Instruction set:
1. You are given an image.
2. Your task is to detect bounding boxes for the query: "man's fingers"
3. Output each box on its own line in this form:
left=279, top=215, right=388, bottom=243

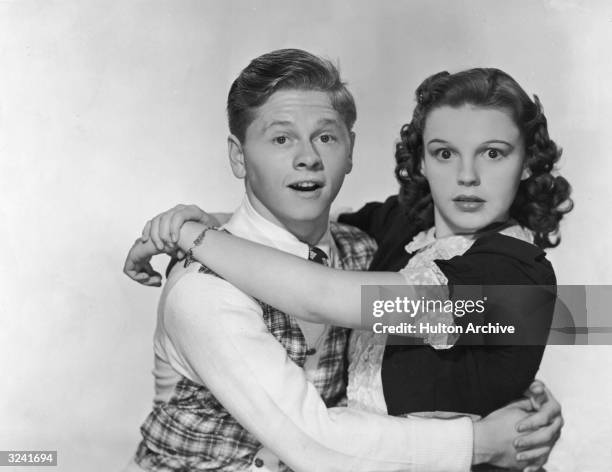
left=523, top=463, right=547, bottom=472
left=512, top=398, right=534, bottom=414
left=516, top=445, right=550, bottom=463
left=515, top=415, right=563, bottom=450
left=517, top=399, right=561, bottom=432
left=527, top=379, right=545, bottom=396
left=523, top=380, right=547, bottom=411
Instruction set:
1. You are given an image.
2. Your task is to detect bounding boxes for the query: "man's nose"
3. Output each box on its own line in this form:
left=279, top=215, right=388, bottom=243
left=457, top=159, right=480, bottom=186
left=294, top=141, right=323, bottom=170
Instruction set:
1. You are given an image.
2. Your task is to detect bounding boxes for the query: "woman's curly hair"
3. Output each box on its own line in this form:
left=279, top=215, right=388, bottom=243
left=395, top=68, right=573, bottom=248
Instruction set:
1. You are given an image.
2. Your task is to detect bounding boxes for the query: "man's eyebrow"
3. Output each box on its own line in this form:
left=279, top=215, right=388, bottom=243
left=316, top=118, right=342, bottom=127
left=263, top=120, right=294, bottom=131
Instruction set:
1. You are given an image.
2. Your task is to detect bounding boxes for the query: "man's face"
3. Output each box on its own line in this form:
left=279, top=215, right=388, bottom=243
left=230, top=89, right=354, bottom=233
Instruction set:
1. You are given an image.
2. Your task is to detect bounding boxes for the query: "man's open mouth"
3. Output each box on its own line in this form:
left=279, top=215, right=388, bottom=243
left=288, top=181, right=323, bottom=192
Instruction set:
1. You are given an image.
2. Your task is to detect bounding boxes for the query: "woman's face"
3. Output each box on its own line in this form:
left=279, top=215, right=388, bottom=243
left=421, top=104, right=528, bottom=238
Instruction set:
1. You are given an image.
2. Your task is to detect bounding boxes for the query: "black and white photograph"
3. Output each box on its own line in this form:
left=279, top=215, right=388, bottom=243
left=1, top=1, right=611, bottom=471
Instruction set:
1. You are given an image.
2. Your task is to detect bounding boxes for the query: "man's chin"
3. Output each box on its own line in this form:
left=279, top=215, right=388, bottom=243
left=281, top=206, right=331, bottom=226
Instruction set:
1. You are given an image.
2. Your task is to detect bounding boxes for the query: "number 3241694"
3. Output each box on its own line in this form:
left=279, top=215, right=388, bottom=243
left=8, top=452, right=56, bottom=464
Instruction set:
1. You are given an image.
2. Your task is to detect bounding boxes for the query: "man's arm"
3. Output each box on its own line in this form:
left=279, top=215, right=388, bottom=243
left=164, top=268, right=475, bottom=472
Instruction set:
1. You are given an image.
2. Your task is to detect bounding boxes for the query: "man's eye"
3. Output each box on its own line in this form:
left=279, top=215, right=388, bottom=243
left=274, top=136, right=288, bottom=145
left=319, top=134, right=336, bottom=143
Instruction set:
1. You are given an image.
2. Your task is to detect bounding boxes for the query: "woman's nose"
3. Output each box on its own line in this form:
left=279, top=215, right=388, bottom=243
left=457, top=159, right=480, bottom=186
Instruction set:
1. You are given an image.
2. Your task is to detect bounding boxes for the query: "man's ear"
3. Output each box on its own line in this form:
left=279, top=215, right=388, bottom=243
left=228, top=134, right=246, bottom=179
left=346, top=131, right=355, bottom=175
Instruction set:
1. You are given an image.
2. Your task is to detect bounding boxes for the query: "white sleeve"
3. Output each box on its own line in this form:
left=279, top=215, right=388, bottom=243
left=163, top=271, right=473, bottom=472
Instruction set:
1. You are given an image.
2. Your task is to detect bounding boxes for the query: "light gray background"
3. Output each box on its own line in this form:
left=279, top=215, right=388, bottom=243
left=1, top=1, right=611, bottom=470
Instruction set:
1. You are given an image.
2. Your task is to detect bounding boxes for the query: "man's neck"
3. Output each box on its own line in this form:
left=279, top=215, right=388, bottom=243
left=282, top=219, right=328, bottom=247
left=244, top=194, right=330, bottom=246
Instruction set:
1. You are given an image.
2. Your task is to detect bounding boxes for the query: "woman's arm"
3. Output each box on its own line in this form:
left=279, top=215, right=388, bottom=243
left=177, top=222, right=419, bottom=329
left=385, top=234, right=556, bottom=417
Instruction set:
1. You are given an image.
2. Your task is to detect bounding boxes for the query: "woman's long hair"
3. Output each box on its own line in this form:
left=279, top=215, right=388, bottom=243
left=395, top=68, right=573, bottom=248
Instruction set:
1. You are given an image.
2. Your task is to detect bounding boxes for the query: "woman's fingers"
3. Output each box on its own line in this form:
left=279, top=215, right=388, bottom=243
left=141, top=220, right=152, bottom=242
left=150, top=215, right=164, bottom=251
left=158, top=210, right=174, bottom=247
left=169, top=205, right=191, bottom=242
left=169, top=205, right=209, bottom=242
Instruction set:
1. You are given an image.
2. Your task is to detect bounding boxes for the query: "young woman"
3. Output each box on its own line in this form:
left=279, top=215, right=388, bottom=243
left=131, top=68, right=572, bottom=421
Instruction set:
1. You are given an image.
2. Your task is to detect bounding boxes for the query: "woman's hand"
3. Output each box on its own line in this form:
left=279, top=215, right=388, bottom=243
left=140, top=204, right=221, bottom=253
left=123, top=237, right=165, bottom=287
left=123, top=204, right=218, bottom=286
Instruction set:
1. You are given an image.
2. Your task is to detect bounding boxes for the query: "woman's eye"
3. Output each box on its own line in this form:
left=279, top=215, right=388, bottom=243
left=274, top=136, right=288, bottom=145
left=435, top=149, right=452, bottom=159
left=487, top=148, right=502, bottom=159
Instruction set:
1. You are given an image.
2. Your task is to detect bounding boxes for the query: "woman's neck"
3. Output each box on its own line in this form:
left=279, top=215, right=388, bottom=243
left=433, top=220, right=513, bottom=239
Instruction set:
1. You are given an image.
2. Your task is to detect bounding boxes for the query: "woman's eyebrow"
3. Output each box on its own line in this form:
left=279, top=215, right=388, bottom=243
left=482, top=139, right=514, bottom=147
left=426, top=138, right=450, bottom=146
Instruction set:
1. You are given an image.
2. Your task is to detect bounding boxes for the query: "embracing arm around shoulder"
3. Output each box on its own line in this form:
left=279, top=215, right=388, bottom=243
left=177, top=222, right=408, bottom=328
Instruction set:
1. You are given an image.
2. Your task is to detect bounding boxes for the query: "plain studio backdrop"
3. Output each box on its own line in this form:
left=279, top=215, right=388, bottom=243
left=1, top=1, right=611, bottom=470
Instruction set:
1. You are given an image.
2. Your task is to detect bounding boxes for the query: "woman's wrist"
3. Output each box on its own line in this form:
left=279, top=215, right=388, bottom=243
left=178, top=221, right=210, bottom=252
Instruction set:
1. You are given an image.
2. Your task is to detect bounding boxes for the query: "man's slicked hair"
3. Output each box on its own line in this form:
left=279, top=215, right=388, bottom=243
left=227, top=49, right=356, bottom=142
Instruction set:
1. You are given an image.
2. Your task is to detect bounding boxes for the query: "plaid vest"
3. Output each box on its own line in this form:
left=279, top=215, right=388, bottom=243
left=135, top=222, right=376, bottom=471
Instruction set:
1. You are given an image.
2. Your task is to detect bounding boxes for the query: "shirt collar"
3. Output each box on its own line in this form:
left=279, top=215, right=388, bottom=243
left=405, top=226, right=475, bottom=255
left=404, top=226, right=438, bottom=254
left=223, top=195, right=333, bottom=260
left=404, top=220, right=531, bottom=255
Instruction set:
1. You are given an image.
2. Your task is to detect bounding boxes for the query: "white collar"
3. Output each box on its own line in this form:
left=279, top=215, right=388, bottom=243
left=223, top=195, right=333, bottom=260
left=404, top=221, right=534, bottom=255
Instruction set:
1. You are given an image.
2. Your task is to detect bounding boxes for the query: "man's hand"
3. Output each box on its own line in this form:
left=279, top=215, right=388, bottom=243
left=140, top=204, right=221, bottom=251
left=473, top=402, right=529, bottom=469
left=512, top=380, right=564, bottom=472
left=473, top=379, right=563, bottom=471
left=123, top=237, right=165, bottom=287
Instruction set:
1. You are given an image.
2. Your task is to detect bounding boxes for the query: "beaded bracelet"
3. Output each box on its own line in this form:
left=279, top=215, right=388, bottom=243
left=184, top=225, right=216, bottom=267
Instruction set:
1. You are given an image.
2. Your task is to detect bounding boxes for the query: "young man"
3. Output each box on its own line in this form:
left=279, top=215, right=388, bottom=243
left=123, top=49, right=561, bottom=471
